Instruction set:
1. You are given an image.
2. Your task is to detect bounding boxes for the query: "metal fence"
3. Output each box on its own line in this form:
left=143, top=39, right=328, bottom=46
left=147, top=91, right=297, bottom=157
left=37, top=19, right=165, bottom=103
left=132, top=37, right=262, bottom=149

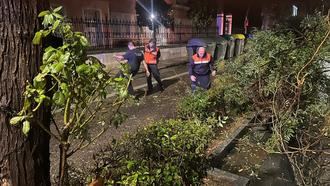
left=69, top=17, right=218, bottom=51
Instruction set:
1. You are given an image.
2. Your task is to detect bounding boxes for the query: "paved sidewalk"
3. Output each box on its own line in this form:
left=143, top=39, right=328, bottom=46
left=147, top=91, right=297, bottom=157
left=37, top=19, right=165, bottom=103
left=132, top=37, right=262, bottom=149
left=131, top=56, right=189, bottom=90
left=104, top=56, right=189, bottom=98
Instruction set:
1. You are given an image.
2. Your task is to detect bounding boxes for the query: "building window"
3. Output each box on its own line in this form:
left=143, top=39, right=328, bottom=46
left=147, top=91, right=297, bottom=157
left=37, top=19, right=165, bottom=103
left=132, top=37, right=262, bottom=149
left=292, top=5, right=298, bottom=16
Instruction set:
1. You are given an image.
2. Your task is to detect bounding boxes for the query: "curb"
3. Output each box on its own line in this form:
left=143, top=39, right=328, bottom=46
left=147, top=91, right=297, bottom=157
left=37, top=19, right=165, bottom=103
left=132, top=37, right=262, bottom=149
left=206, top=114, right=257, bottom=185
left=207, top=168, right=250, bottom=186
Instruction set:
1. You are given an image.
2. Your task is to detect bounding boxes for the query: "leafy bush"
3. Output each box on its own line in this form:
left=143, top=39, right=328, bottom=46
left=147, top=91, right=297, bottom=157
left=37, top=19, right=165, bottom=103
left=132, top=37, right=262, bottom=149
left=210, top=13, right=330, bottom=147
left=209, top=13, right=330, bottom=185
left=177, top=90, right=213, bottom=120
left=93, top=119, right=213, bottom=185
left=211, top=61, right=252, bottom=115
left=177, top=64, right=251, bottom=121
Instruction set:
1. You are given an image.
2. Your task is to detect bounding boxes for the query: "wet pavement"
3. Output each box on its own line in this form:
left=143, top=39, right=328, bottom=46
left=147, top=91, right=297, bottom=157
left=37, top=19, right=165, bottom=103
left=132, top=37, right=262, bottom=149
left=127, top=56, right=189, bottom=92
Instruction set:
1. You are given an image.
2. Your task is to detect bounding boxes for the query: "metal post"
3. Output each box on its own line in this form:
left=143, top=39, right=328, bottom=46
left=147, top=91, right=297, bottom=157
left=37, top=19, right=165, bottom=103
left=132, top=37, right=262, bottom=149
left=151, top=0, right=156, bottom=41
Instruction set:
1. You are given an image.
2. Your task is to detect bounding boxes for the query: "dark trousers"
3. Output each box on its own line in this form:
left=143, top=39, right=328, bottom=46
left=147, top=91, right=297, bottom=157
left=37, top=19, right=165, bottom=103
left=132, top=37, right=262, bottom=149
left=191, top=74, right=211, bottom=91
left=116, top=70, right=137, bottom=95
left=146, top=64, right=163, bottom=91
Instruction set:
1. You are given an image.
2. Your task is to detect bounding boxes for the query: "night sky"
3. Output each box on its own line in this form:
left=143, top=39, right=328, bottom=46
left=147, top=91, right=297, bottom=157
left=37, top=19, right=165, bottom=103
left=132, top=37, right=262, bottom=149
left=223, top=0, right=263, bottom=28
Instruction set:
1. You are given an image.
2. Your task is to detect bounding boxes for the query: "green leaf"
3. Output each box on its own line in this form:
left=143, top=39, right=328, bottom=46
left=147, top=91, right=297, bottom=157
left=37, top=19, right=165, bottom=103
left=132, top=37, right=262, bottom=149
left=33, top=73, right=45, bottom=82
left=53, top=13, right=64, bottom=19
left=79, top=36, right=88, bottom=46
left=53, top=6, right=62, bottom=13
left=170, top=135, right=177, bottom=141
left=114, top=77, right=123, bottom=82
left=22, top=120, right=31, bottom=135
left=52, top=20, right=60, bottom=30
left=32, top=32, right=42, bottom=45
left=61, top=44, right=70, bottom=49
left=75, top=32, right=83, bottom=36
left=53, top=92, right=66, bottom=105
left=10, top=116, right=25, bottom=125
left=59, top=52, right=70, bottom=64
left=127, top=161, right=135, bottom=170
left=22, top=99, right=31, bottom=112
left=37, top=95, right=47, bottom=103
left=43, top=14, right=54, bottom=26
left=45, top=46, right=56, bottom=52
left=42, top=30, right=51, bottom=37
left=47, top=51, right=60, bottom=63
left=60, top=83, right=68, bottom=91
left=41, top=65, right=50, bottom=73
left=76, top=64, right=90, bottom=74
left=38, top=10, right=50, bottom=17
left=97, top=73, right=104, bottom=79
left=43, top=47, right=56, bottom=63
left=33, top=74, right=46, bottom=89
left=119, top=89, right=128, bottom=98
left=51, top=62, right=64, bottom=73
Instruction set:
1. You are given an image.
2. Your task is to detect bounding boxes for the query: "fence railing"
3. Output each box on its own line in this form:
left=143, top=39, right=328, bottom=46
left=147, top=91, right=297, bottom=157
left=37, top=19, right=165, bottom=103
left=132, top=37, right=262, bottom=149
left=69, top=17, right=218, bottom=51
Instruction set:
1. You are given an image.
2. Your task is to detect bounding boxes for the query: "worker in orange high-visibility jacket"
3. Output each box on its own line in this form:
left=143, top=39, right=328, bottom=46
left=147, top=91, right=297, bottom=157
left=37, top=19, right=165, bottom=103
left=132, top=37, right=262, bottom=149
left=143, top=39, right=164, bottom=95
left=189, top=46, right=216, bottom=91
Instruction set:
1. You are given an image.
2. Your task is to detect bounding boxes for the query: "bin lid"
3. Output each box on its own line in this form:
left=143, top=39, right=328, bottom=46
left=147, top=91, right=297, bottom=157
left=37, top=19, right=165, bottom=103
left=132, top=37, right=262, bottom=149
left=186, top=38, right=207, bottom=47
left=232, top=34, right=246, bottom=39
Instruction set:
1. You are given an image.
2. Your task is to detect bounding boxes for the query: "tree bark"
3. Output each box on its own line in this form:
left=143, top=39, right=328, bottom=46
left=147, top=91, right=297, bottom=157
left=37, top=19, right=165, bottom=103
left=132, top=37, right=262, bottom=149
left=59, top=142, right=69, bottom=186
left=0, top=0, right=50, bottom=185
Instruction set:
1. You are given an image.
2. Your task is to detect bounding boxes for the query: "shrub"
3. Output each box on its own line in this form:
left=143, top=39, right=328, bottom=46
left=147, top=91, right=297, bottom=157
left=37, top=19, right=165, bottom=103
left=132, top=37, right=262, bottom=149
left=177, top=68, right=250, bottom=121
left=210, top=13, right=330, bottom=148
left=210, top=61, right=252, bottom=115
left=93, top=119, right=213, bottom=185
left=177, top=90, right=213, bottom=120
left=210, top=13, right=330, bottom=185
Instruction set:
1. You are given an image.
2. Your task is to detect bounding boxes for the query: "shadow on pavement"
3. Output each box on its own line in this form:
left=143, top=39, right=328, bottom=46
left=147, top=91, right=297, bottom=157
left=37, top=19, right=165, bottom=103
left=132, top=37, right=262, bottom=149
left=134, top=78, right=181, bottom=98
left=163, top=78, right=180, bottom=89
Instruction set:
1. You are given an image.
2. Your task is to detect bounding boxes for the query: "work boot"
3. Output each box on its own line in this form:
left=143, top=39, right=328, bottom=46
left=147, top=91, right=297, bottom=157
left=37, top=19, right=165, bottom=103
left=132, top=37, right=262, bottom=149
left=159, top=84, right=165, bottom=92
left=145, top=88, right=153, bottom=96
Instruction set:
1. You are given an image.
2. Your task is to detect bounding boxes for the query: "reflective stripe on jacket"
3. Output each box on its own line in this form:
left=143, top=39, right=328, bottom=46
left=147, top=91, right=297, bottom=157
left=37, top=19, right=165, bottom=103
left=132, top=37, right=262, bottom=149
left=144, top=47, right=159, bottom=64
left=189, top=53, right=213, bottom=75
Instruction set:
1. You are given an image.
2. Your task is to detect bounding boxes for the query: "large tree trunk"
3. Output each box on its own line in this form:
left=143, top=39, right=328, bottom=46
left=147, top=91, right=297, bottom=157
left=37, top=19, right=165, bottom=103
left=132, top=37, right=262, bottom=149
left=0, top=0, right=51, bottom=185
